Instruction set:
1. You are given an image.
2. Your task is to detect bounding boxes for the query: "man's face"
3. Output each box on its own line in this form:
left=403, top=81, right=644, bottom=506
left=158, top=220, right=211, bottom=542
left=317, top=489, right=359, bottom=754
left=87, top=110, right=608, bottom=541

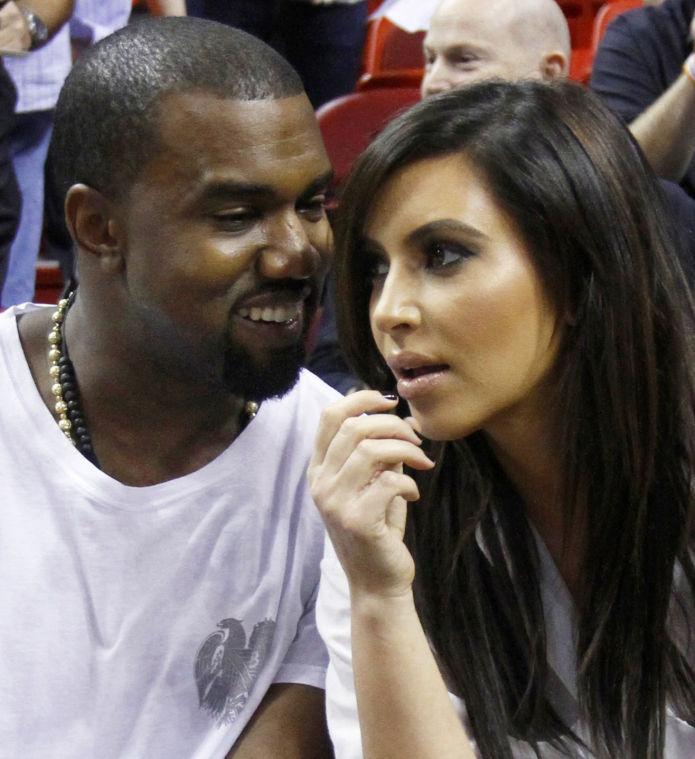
left=421, top=0, right=542, bottom=97
left=113, top=91, right=333, bottom=401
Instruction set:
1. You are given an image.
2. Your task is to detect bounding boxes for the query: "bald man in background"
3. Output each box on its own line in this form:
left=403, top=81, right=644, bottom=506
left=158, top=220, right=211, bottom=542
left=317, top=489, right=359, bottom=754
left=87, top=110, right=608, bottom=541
left=420, top=0, right=571, bottom=97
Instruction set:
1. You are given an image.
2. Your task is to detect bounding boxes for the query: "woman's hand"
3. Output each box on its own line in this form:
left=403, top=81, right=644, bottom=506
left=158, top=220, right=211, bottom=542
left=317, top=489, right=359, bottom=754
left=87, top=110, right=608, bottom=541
left=309, top=390, right=435, bottom=599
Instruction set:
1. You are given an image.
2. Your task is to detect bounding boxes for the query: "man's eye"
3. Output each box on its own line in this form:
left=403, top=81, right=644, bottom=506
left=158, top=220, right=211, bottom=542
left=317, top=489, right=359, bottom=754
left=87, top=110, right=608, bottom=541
left=425, top=241, right=471, bottom=270
left=451, top=54, right=477, bottom=68
left=212, top=210, right=257, bottom=231
left=299, top=195, right=327, bottom=221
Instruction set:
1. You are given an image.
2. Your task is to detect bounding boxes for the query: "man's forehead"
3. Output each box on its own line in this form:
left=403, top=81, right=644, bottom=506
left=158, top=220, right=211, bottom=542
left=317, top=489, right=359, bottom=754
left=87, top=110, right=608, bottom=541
left=427, top=0, right=517, bottom=40
left=154, top=90, right=322, bottom=146
left=128, top=90, right=331, bottom=204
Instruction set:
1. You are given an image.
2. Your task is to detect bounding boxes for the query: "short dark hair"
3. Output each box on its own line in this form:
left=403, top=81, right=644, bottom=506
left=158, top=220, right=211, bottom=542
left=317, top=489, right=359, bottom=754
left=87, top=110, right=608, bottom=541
left=51, top=16, right=305, bottom=200
left=336, top=80, right=695, bottom=758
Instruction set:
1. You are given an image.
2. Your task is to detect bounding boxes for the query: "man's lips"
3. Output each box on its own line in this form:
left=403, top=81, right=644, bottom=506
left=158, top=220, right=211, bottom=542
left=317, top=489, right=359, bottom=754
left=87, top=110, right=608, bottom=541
left=233, top=286, right=311, bottom=327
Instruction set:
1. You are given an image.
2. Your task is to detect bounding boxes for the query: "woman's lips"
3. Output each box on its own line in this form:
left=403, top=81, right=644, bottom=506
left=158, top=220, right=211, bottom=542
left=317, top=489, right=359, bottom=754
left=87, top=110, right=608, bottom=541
left=395, top=364, right=449, bottom=400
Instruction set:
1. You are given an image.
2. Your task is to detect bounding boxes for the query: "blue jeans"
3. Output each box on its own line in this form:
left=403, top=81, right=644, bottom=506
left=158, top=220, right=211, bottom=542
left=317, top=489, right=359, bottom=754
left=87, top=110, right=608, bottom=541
left=1, top=109, right=53, bottom=307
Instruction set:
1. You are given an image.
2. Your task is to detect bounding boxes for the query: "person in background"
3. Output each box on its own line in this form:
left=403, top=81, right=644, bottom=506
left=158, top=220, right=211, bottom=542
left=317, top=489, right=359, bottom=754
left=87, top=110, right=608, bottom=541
left=0, top=17, right=338, bottom=757
left=0, top=0, right=75, bottom=307
left=591, top=0, right=695, bottom=198
left=312, top=79, right=695, bottom=759
left=196, top=0, right=369, bottom=109
left=420, top=0, right=571, bottom=97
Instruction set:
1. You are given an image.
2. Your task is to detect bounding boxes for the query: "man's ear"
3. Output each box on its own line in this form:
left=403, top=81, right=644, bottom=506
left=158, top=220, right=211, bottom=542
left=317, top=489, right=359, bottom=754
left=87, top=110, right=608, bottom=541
left=65, top=184, right=125, bottom=273
left=540, top=52, right=568, bottom=81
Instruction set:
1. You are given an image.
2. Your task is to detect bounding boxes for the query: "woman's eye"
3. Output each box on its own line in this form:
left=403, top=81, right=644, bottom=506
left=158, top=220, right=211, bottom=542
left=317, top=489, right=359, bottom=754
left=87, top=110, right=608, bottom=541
left=425, top=241, right=470, bottom=270
left=367, top=258, right=389, bottom=281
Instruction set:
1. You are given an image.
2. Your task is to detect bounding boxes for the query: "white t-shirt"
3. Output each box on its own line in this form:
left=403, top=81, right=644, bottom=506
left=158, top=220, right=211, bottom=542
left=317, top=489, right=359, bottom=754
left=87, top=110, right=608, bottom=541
left=317, top=529, right=695, bottom=758
left=0, top=304, right=340, bottom=759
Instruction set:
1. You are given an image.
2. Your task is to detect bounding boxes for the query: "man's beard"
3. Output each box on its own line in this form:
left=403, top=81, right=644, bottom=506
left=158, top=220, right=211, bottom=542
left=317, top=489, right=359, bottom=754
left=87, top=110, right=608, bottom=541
left=221, top=338, right=306, bottom=402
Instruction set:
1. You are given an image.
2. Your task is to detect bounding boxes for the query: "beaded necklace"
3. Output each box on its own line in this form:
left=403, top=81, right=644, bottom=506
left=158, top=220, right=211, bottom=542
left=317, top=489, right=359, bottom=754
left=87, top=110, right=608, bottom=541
left=47, top=292, right=259, bottom=468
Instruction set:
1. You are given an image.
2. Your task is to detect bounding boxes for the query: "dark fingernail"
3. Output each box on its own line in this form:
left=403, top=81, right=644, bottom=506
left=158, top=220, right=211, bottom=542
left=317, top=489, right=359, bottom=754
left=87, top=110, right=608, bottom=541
left=381, top=393, right=397, bottom=401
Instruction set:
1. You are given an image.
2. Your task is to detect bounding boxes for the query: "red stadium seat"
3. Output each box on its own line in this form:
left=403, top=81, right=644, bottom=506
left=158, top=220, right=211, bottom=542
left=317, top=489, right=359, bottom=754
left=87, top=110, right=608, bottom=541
left=558, top=0, right=604, bottom=83
left=358, top=17, right=424, bottom=91
left=34, top=262, right=63, bottom=305
left=317, top=87, right=420, bottom=191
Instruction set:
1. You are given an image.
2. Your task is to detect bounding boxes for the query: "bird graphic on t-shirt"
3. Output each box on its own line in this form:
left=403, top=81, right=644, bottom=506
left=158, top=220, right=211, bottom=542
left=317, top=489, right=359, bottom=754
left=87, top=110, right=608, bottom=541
left=195, top=617, right=276, bottom=725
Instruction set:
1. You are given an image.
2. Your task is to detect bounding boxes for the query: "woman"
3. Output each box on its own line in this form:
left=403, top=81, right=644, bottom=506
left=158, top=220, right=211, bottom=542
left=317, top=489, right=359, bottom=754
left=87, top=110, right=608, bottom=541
left=309, top=81, right=695, bottom=759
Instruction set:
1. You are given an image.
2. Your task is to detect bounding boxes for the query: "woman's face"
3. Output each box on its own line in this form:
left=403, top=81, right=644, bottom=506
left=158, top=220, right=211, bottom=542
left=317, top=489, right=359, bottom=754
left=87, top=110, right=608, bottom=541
left=364, top=154, right=561, bottom=441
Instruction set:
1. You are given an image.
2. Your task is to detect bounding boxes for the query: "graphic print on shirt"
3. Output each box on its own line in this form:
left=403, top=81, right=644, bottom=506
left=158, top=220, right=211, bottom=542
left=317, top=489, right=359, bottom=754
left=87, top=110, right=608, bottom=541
left=195, top=617, right=276, bottom=725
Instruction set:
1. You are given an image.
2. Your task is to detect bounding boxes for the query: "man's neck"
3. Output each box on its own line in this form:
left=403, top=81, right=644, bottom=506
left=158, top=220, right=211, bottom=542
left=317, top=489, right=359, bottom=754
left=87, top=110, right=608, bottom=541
left=18, top=304, right=250, bottom=487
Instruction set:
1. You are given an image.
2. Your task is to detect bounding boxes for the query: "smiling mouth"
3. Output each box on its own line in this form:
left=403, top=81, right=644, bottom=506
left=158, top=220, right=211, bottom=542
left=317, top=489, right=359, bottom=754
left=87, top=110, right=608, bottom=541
left=237, top=304, right=301, bottom=325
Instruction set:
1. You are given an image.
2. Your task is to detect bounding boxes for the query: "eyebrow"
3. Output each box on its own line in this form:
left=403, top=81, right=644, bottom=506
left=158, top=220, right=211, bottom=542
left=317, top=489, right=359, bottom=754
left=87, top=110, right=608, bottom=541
left=195, top=169, right=334, bottom=204
left=406, top=218, right=488, bottom=246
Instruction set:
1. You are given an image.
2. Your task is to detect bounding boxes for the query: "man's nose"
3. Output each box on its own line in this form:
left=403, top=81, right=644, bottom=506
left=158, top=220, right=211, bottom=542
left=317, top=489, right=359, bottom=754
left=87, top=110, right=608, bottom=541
left=421, top=59, right=450, bottom=97
left=258, top=211, right=322, bottom=280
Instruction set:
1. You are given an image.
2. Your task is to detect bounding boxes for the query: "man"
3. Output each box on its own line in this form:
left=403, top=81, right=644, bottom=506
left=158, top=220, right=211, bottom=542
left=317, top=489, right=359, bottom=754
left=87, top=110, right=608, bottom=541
left=420, top=0, right=571, bottom=97
left=0, top=17, right=337, bottom=758
left=591, top=0, right=695, bottom=198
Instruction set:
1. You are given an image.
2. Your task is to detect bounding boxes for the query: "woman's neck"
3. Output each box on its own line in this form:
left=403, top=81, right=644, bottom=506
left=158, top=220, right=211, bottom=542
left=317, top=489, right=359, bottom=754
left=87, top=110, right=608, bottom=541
left=484, top=408, right=585, bottom=599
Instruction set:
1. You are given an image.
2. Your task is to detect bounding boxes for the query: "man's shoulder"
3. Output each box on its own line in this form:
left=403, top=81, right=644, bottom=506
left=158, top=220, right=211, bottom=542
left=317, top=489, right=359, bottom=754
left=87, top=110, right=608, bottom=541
left=294, top=369, right=344, bottom=406
left=275, top=369, right=343, bottom=421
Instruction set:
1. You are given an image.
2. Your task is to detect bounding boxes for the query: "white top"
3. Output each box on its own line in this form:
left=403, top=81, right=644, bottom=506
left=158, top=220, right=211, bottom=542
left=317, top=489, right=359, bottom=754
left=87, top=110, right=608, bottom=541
left=0, top=304, right=340, bottom=759
left=317, top=530, right=695, bottom=758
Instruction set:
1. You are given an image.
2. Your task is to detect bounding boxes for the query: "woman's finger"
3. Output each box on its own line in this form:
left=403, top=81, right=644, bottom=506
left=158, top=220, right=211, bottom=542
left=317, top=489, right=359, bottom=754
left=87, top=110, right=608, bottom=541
left=310, top=390, right=398, bottom=469
left=319, top=412, right=423, bottom=474
left=322, top=471, right=420, bottom=536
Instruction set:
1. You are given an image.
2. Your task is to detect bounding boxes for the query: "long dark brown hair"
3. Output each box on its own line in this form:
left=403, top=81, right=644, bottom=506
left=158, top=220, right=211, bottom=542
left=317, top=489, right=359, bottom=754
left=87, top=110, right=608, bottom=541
left=334, top=81, right=695, bottom=758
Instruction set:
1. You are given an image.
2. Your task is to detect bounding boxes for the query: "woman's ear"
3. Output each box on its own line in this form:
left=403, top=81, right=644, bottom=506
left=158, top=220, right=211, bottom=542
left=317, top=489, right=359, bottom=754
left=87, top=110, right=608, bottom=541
left=64, top=184, right=125, bottom=274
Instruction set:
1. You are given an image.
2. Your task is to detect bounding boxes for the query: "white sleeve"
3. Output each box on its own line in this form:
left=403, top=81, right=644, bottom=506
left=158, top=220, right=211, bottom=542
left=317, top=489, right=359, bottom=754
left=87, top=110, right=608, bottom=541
left=273, top=579, right=328, bottom=690
left=316, top=535, right=364, bottom=759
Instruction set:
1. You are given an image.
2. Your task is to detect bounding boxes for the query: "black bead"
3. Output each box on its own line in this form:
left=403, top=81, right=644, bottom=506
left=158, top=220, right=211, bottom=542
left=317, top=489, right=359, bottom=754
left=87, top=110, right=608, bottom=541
left=75, top=426, right=87, bottom=438
left=63, top=390, right=76, bottom=403
left=58, top=356, right=70, bottom=367
left=67, top=400, right=79, bottom=411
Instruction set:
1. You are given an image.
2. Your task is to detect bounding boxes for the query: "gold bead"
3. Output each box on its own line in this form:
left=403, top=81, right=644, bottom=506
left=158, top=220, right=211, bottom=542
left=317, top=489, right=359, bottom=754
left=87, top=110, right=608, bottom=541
left=55, top=400, right=67, bottom=414
left=58, top=418, right=72, bottom=432
left=57, top=298, right=69, bottom=309
left=51, top=383, right=63, bottom=397
left=51, top=311, right=63, bottom=323
left=48, top=330, right=61, bottom=344
left=48, top=348, right=61, bottom=362
left=49, top=365, right=60, bottom=378
left=245, top=400, right=259, bottom=418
